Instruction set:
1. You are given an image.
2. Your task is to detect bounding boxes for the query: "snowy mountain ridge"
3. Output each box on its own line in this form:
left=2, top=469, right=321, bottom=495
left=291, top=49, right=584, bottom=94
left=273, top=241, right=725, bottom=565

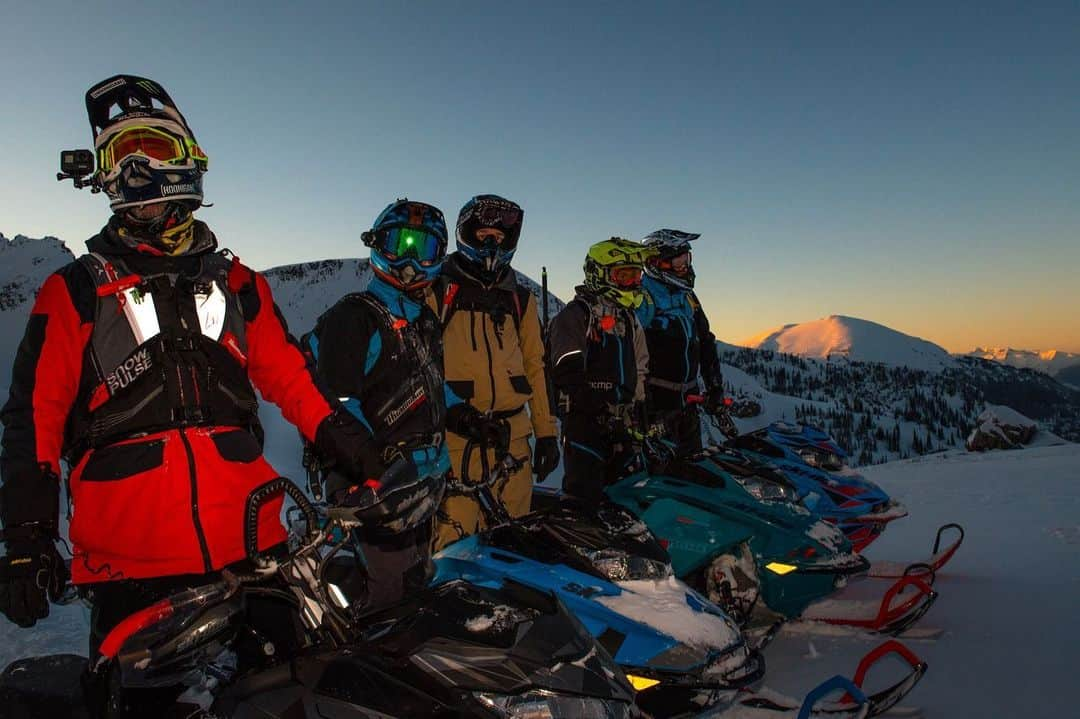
left=721, top=342, right=1080, bottom=465
left=740, top=315, right=956, bottom=372
left=969, top=345, right=1080, bottom=382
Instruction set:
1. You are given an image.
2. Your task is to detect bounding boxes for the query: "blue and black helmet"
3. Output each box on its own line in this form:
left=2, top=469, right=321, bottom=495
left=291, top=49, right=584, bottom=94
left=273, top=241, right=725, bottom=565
left=363, top=199, right=448, bottom=291
left=455, top=194, right=523, bottom=280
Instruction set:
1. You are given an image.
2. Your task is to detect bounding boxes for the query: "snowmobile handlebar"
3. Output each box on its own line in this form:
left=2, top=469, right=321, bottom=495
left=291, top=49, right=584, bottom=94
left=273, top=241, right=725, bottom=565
left=452, top=439, right=524, bottom=492
left=244, top=476, right=319, bottom=566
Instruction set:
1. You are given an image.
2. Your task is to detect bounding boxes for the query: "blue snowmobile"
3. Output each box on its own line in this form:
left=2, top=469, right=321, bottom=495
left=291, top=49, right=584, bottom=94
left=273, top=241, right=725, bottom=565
left=436, top=442, right=926, bottom=718
left=731, top=423, right=907, bottom=553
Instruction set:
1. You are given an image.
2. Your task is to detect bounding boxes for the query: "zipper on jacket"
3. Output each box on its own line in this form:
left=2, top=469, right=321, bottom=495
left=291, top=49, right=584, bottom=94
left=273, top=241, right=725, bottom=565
left=179, top=429, right=213, bottom=573
left=480, top=313, right=497, bottom=412
left=469, top=311, right=478, bottom=352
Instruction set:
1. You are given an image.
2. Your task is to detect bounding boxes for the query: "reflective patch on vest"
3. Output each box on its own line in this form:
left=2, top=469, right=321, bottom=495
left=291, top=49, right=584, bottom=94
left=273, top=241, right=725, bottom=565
left=195, top=280, right=228, bottom=341
left=105, top=347, right=153, bottom=393
left=120, top=286, right=160, bottom=344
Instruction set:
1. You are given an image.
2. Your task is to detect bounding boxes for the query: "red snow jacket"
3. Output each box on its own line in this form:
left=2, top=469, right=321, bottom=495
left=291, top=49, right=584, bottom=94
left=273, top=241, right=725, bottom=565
left=0, top=220, right=334, bottom=583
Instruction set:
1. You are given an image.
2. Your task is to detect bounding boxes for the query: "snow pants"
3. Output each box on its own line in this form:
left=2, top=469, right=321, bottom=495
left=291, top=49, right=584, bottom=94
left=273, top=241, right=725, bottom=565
left=560, top=414, right=635, bottom=503
left=434, top=431, right=534, bottom=550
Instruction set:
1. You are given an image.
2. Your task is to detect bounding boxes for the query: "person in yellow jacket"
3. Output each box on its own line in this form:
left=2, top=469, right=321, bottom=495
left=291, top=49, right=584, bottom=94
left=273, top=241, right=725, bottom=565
left=433, top=195, right=559, bottom=549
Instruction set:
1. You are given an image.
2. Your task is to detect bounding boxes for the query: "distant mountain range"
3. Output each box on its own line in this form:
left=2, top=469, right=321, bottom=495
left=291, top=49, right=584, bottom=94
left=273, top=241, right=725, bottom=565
left=738, top=314, right=1080, bottom=389
left=968, top=347, right=1080, bottom=387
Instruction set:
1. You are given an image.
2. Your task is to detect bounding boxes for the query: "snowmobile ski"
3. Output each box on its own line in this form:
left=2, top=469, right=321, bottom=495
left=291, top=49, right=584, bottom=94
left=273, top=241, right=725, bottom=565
left=798, top=574, right=938, bottom=635
left=865, top=524, right=964, bottom=579
left=728, top=639, right=926, bottom=718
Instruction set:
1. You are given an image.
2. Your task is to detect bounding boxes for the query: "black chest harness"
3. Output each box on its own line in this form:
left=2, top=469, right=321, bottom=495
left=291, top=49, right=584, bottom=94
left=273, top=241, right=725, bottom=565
left=65, top=251, right=260, bottom=461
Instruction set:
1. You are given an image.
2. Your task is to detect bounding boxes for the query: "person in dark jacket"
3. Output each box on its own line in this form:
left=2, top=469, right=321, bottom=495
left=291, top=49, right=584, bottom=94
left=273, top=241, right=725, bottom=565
left=637, top=229, right=736, bottom=452
left=0, top=75, right=377, bottom=718
left=547, top=238, right=652, bottom=503
left=305, top=199, right=457, bottom=613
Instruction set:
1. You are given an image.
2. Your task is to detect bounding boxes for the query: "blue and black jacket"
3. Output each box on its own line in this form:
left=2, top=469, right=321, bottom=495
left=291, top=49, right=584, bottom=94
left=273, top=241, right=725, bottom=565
left=305, top=277, right=458, bottom=481
left=636, top=276, right=723, bottom=410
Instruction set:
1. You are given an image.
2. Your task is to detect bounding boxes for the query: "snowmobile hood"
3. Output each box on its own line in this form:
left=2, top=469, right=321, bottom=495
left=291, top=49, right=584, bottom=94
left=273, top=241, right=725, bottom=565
left=357, top=578, right=635, bottom=702
left=604, top=459, right=864, bottom=574
left=434, top=540, right=757, bottom=689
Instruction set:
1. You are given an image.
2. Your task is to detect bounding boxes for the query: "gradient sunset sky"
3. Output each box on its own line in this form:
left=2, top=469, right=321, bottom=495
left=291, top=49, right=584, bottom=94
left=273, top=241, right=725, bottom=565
left=2, top=1, right=1078, bottom=353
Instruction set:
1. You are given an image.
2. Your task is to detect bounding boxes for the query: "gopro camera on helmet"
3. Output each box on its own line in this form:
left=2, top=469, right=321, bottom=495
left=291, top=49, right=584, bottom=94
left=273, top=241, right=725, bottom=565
left=57, top=149, right=99, bottom=190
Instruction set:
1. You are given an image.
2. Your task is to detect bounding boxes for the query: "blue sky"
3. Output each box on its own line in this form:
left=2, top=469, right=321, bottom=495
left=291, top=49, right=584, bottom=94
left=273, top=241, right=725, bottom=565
left=3, top=1, right=1078, bottom=352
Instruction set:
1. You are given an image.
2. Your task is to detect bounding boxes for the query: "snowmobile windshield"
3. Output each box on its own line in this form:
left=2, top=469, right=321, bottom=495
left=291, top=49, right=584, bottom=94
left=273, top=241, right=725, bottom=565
left=798, top=447, right=844, bottom=472
left=376, top=226, right=445, bottom=267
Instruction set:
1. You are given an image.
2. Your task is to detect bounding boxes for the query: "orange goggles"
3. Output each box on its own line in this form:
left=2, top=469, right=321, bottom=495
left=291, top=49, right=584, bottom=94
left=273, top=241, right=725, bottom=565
left=97, top=125, right=208, bottom=174
left=652, top=251, right=692, bottom=273
left=609, top=264, right=643, bottom=288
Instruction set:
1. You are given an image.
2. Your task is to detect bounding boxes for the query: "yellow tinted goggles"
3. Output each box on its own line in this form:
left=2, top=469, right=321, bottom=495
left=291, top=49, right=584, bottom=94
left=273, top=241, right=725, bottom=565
left=97, top=125, right=208, bottom=174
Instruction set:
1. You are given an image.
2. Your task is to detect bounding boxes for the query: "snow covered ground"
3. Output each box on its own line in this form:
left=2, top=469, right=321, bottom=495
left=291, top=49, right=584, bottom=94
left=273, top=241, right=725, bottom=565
left=2, top=440, right=1077, bottom=717
left=737, top=443, right=1080, bottom=718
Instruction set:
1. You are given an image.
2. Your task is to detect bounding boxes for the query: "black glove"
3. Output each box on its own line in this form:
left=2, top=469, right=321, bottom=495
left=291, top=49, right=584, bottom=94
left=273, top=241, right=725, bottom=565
left=314, top=408, right=382, bottom=481
left=0, top=537, right=69, bottom=628
left=532, top=436, right=560, bottom=481
left=705, top=393, right=738, bottom=438
left=446, top=405, right=511, bottom=454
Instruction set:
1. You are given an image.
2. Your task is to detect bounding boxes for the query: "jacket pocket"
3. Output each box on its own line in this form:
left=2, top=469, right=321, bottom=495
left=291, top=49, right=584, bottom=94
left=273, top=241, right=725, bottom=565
left=447, top=380, right=475, bottom=400
left=509, top=375, right=533, bottom=395
left=81, top=439, right=165, bottom=481
left=212, top=429, right=262, bottom=463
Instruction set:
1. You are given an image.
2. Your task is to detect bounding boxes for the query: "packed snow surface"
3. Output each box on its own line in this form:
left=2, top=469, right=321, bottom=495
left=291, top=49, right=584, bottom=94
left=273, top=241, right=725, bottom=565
left=741, top=315, right=955, bottom=372
left=594, top=576, right=742, bottom=651
left=725, top=443, right=1080, bottom=718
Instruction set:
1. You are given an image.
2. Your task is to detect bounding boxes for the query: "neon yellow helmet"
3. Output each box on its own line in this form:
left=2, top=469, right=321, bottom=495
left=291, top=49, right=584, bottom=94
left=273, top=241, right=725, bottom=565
left=583, top=238, right=655, bottom=309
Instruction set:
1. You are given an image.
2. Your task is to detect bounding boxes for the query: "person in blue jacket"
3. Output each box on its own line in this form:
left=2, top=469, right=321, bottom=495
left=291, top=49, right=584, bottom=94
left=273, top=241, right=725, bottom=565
left=304, top=199, right=504, bottom=612
left=637, top=229, right=736, bottom=453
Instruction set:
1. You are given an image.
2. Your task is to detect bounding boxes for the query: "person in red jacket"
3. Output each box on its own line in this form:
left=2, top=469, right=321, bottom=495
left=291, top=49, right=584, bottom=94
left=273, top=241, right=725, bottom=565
left=0, top=75, right=377, bottom=717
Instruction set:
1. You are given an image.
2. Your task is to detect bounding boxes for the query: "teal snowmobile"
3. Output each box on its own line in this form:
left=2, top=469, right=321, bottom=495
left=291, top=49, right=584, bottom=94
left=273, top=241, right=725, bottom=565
left=437, top=442, right=928, bottom=718
left=600, top=433, right=939, bottom=637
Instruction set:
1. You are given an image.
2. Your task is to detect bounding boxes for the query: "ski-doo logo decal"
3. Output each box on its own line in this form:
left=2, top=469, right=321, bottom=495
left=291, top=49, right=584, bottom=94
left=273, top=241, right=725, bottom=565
left=384, top=385, right=427, bottom=427
left=90, top=77, right=127, bottom=99
left=561, top=582, right=602, bottom=598
left=161, top=183, right=197, bottom=196
left=105, top=348, right=153, bottom=393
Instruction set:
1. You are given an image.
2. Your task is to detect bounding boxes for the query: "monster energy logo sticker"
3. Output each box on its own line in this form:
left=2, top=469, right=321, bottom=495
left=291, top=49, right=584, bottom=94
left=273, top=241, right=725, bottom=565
left=105, top=349, right=153, bottom=393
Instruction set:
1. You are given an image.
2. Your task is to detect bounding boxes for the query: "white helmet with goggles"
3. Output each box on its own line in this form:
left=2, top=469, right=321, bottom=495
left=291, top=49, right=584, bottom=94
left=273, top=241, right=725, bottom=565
left=83, top=75, right=208, bottom=211
left=642, top=229, right=700, bottom=290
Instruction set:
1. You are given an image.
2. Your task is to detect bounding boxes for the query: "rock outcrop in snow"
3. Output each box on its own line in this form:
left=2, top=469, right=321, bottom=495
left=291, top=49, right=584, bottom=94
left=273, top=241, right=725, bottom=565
left=966, top=404, right=1039, bottom=451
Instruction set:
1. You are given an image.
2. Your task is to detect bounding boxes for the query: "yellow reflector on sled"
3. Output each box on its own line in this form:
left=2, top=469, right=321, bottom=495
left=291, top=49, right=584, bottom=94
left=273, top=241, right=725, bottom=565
left=765, top=561, right=798, bottom=576
left=626, top=674, right=661, bottom=691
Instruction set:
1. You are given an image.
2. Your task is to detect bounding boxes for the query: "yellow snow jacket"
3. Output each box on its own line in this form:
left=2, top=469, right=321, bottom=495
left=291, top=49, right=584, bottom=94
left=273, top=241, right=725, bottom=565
left=434, top=254, right=557, bottom=442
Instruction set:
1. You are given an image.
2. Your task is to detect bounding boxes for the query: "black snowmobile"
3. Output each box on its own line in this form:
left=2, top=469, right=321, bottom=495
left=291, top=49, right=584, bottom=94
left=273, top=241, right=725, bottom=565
left=0, top=472, right=637, bottom=718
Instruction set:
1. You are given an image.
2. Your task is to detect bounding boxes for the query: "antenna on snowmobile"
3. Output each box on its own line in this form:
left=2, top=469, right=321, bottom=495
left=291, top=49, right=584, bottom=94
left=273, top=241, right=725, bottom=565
left=541, top=266, right=549, bottom=333
left=57, top=149, right=100, bottom=192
